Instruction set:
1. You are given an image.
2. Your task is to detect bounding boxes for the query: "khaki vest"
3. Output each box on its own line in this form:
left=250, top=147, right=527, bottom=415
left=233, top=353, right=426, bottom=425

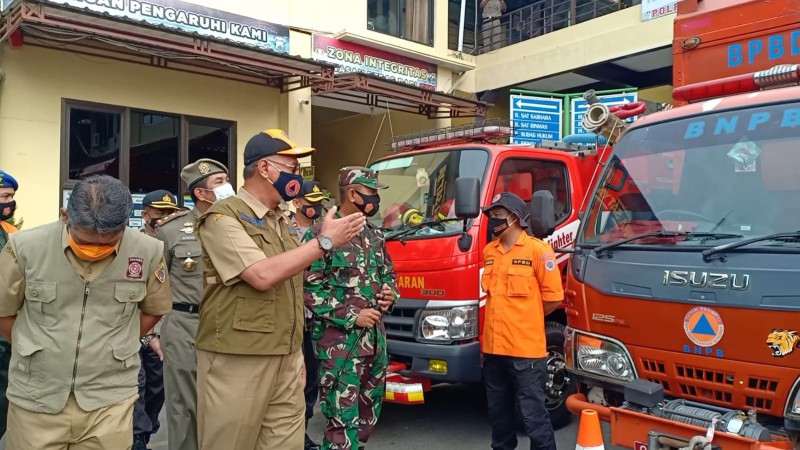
left=195, top=196, right=303, bottom=356
left=8, top=222, right=162, bottom=414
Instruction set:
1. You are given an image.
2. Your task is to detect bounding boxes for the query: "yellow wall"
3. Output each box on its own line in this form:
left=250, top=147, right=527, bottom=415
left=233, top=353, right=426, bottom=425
left=0, top=45, right=282, bottom=228
left=183, top=0, right=471, bottom=71
left=469, top=6, right=674, bottom=93
left=638, top=85, right=674, bottom=104
left=311, top=107, right=435, bottom=199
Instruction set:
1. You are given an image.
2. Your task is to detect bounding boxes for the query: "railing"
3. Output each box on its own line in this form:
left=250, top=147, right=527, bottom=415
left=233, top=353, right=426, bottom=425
left=477, top=0, right=641, bottom=54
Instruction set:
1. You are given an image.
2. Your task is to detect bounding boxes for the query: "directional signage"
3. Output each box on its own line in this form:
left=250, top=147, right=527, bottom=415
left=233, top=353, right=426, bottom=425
left=571, top=92, right=638, bottom=135
left=509, top=95, right=563, bottom=145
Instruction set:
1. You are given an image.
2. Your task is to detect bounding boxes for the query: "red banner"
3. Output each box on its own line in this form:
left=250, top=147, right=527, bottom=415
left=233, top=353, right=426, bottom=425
left=312, top=35, right=437, bottom=90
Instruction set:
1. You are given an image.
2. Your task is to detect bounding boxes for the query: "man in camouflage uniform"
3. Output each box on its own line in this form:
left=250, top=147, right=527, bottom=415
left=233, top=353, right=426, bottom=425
left=289, top=180, right=329, bottom=450
left=303, top=167, right=399, bottom=450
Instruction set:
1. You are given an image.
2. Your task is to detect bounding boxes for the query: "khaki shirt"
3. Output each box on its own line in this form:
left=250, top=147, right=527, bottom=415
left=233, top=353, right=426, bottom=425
left=0, top=227, right=171, bottom=316
left=195, top=187, right=304, bottom=356
left=200, top=188, right=284, bottom=285
left=155, top=208, right=204, bottom=307
left=0, top=223, right=171, bottom=413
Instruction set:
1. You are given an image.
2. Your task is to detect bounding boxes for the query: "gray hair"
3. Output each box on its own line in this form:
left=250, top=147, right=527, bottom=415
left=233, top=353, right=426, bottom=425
left=243, top=160, right=259, bottom=180
left=67, top=175, right=132, bottom=233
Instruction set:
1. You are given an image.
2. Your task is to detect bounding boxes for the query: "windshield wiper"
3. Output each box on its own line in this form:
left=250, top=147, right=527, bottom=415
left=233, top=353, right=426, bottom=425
left=593, top=231, right=743, bottom=258
left=701, top=231, right=800, bottom=261
left=384, top=217, right=455, bottom=241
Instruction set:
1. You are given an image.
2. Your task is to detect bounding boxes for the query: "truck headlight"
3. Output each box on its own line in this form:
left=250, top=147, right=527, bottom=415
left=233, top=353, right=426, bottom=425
left=787, top=377, right=800, bottom=420
left=566, top=328, right=636, bottom=382
left=418, top=306, right=478, bottom=342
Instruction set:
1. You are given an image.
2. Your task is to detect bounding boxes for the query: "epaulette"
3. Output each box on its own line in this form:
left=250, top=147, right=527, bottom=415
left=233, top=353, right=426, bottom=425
left=156, top=209, right=190, bottom=227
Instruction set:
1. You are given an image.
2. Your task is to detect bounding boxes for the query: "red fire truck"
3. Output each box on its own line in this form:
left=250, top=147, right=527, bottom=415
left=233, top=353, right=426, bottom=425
left=367, top=121, right=612, bottom=428
left=563, top=0, right=800, bottom=448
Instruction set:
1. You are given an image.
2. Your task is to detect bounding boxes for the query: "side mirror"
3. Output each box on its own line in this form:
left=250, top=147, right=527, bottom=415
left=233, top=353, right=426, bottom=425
left=455, top=177, right=481, bottom=219
left=531, top=190, right=555, bottom=238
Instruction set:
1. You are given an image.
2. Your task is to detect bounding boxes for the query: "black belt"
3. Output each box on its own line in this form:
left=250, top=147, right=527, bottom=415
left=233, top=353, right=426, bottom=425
left=173, top=303, right=199, bottom=314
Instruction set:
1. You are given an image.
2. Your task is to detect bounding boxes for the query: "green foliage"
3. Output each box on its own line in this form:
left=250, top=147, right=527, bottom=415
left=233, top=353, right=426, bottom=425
left=6, top=216, right=23, bottom=230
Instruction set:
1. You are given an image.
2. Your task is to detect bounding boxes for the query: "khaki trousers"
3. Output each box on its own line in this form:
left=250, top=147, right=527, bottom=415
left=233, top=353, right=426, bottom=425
left=197, top=349, right=305, bottom=450
left=7, top=394, right=137, bottom=450
left=162, top=310, right=199, bottom=450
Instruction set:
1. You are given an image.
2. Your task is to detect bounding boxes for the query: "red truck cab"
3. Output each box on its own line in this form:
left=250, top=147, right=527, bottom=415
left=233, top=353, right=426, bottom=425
left=366, top=123, right=611, bottom=428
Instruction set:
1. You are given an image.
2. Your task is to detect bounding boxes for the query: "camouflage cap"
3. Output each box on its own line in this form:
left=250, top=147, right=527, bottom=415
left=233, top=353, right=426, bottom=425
left=338, top=166, right=388, bottom=190
left=181, top=158, right=228, bottom=189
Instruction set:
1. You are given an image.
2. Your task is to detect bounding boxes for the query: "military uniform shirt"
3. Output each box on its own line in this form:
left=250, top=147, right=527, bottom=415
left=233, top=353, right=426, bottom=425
left=155, top=208, right=203, bottom=305
left=0, top=226, right=172, bottom=317
left=303, top=218, right=399, bottom=360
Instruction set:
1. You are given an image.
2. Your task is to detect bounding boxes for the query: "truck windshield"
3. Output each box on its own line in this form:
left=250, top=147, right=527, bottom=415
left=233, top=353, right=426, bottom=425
left=580, top=101, right=800, bottom=249
left=369, top=148, right=489, bottom=238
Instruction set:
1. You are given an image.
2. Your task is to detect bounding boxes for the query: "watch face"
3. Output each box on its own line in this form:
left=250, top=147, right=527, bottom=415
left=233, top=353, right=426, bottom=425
left=320, top=236, right=334, bottom=250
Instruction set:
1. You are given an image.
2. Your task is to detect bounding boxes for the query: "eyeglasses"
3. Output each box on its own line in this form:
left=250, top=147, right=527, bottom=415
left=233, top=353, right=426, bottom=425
left=267, top=159, right=300, bottom=175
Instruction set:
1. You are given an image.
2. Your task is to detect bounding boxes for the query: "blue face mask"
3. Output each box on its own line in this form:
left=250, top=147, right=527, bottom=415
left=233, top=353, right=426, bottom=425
left=267, top=162, right=304, bottom=201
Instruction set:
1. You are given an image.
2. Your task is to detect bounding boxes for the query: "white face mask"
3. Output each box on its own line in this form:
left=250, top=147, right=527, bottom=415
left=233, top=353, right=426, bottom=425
left=212, top=183, right=235, bottom=202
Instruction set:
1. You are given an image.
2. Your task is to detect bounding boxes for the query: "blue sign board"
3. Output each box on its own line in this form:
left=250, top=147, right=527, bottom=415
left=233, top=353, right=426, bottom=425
left=509, top=95, right=563, bottom=145
left=570, top=92, right=638, bottom=135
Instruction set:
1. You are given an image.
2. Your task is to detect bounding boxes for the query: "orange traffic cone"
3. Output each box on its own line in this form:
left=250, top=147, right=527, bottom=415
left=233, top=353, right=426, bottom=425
left=576, top=409, right=605, bottom=450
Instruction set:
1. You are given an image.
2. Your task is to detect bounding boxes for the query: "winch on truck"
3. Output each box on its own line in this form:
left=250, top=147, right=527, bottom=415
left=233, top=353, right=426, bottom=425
left=562, top=0, right=800, bottom=448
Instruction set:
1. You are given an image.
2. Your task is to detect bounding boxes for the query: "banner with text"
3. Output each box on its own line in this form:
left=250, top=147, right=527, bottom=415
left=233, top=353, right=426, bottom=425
left=37, top=0, right=290, bottom=53
left=312, top=35, right=437, bottom=90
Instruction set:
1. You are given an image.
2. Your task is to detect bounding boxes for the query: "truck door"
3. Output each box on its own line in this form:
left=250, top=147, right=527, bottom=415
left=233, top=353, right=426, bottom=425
left=489, top=156, right=572, bottom=246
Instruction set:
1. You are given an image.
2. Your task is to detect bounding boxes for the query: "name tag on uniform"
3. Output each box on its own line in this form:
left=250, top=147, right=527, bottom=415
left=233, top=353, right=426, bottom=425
left=512, top=259, right=532, bottom=266
left=485, top=259, right=494, bottom=266
left=180, top=236, right=196, bottom=241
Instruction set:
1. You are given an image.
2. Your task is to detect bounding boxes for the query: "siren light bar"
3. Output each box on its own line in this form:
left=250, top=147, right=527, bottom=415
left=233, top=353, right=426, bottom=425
left=673, top=64, right=800, bottom=103
left=390, top=118, right=512, bottom=152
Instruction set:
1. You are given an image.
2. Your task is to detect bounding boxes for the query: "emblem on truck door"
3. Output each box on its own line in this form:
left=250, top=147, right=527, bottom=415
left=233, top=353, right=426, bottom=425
left=766, top=329, right=799, bottom=357
left=662, top=270, right=750, bottom=290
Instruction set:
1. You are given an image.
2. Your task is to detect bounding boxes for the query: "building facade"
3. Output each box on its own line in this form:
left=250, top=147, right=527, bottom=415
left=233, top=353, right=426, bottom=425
left=0, top=0, right=676, bottom=227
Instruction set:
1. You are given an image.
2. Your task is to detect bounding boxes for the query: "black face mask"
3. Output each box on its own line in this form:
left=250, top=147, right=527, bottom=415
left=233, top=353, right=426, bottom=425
left=303, top=204, right=323, bottom=221
left=147, top=216, right=160, bottom=230
left=0, top=201, right=16, bottom=221
left=489, top=217, right=511, bottom=237
left=355, top=192, right=380, bottom=217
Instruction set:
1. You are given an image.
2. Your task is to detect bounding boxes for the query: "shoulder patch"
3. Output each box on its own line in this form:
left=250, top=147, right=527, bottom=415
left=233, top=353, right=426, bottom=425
left=156, top=209, right=190, bottom=227
left=154, top=259, right=167, bottom=283
left=212, top=213, right=223, bottom=222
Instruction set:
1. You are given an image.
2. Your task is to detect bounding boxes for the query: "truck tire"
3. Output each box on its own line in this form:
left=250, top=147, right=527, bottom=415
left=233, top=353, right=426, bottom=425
left=514, top=321, right=575, bottom=431
left=544, top=321, right=575, bottom=429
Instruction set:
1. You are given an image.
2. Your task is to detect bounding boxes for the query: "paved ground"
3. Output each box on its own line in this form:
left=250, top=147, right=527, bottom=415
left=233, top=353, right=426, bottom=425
left=0, top=383, right=622, bottom=449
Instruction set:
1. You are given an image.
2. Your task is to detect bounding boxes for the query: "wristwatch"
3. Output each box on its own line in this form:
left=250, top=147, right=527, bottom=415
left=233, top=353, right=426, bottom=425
left=317, top=235, right=334, bottom=252
left=140, top=334, right=158, bottom=348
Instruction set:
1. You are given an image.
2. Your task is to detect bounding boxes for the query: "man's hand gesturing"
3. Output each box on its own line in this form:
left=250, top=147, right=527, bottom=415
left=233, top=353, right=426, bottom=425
left=320, top=206, right=367, bottom=247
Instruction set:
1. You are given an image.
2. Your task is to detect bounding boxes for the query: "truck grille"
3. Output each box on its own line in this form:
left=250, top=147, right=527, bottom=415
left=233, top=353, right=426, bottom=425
left=384, top=301, right=421, bottom=342
left=635, top=349, right=792, bottom=417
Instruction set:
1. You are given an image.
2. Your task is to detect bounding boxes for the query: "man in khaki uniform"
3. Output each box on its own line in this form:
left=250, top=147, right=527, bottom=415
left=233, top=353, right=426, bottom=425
left=194, top=129, right=367, bottom=450
left=155, top=158, right=232, bottom=450
left=0, top=169, right=19, bottom=440
left=135, top=189, right=180, bottom=450
left=0, top=175, right=172, bottom=450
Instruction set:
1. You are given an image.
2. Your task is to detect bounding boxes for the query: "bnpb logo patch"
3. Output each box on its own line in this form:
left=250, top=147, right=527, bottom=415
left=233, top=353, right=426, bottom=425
left=684, top=306, right=724, bottom=347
